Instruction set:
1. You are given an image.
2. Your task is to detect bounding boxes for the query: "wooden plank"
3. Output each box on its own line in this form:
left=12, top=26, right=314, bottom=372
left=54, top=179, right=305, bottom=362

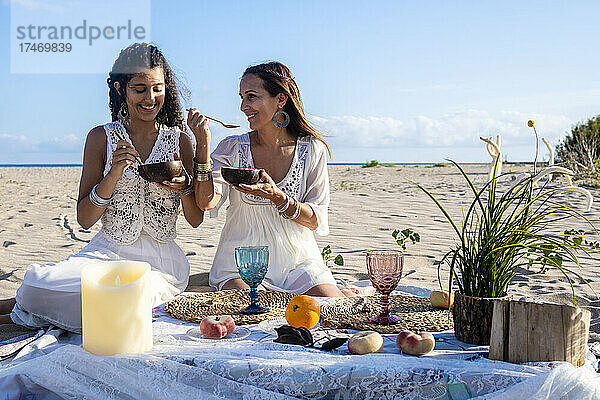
left=563, top=305, right=575, bottom=365
left=508, top=301, right=528, bottom=363
left=489, top=299, right=589, bottom=366
left=526, top=301, right=545, bottom=362
left=489, top=300, right=509, bottom=361
left=580, top=309, right=591, bottom=366
left=563, top=306, right=590, bottom=367
left=541, top=302, right=565, bottom=363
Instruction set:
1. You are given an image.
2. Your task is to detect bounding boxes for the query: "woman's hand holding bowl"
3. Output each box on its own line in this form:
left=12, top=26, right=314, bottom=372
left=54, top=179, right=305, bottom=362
left=157, top=153, right=189, bottom=192
left=236, top=170, right=285, bottom=204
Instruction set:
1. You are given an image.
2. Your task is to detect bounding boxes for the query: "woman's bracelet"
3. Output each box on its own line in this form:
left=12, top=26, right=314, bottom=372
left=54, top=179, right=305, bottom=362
left=290, top=198, right=302, bottom=220
left=281, top=197, right=302, bottom=220
left=193, top=158, right=212, bottom=172
left=178, top=184, right=194, bottom=197
left=193, top=170, right=212, bottom=182
left=89, top=184, right=113, bottom=208
left=274, top=194, right=290, bottom=213
left=193, top=158, right=212, bottom=182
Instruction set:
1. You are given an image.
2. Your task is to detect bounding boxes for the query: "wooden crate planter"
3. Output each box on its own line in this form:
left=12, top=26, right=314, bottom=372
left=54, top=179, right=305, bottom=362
left=489, top=300, right=590, bottom=367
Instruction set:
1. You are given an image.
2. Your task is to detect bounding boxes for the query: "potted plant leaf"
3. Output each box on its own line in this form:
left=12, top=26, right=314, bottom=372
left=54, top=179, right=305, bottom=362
left=414, top=121, right=599, bottom=345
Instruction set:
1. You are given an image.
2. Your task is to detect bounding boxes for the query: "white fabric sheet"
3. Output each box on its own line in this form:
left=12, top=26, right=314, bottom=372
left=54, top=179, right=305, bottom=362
left=1, top=287, right=600, bottom=399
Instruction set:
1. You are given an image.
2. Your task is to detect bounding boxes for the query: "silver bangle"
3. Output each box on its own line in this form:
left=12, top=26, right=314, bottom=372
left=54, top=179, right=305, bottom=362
left=290, top=198, right=302, bottom=220
left=281, top=197, right=301, bottom=220
left=274, top=194, right=290, bottom=213
left=89, top=184, right=113, bottom=207
left=178, top=184, right=194, bottom=197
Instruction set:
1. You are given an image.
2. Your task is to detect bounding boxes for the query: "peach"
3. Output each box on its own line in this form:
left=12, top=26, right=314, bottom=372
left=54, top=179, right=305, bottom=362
left=347, top=331, right=384, bottom=355
left=199, top=315, right=236, bottom=339
left=396, top=330, right=435, bottom=356
left=429, top=290, right=453, bottom=309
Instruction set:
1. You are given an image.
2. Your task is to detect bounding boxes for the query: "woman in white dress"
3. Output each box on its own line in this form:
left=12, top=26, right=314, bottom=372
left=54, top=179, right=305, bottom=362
left=189, top=62, right=351, bottom=297
left=0, top=43, right=204, bottom=332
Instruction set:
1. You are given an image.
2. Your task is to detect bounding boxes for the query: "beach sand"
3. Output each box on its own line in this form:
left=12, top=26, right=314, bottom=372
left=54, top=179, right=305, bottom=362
left=1, top=164, right=599, bottom=340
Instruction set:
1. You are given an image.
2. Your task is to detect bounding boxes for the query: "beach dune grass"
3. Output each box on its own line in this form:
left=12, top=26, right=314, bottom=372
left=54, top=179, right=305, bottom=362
left=413, top=159, right=599, bottom=300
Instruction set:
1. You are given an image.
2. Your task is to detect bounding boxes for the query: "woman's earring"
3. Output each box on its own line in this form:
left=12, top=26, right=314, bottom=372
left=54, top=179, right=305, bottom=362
left=272, top=110, right=290, bottom=129
left=117, top=102, right=130, bottom=126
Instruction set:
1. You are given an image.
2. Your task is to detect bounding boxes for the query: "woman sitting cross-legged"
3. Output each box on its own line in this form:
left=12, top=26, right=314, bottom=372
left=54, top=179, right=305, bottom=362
left=0, top=43, right=204, bottom=332
left=189, top=61, right=362, bottom=297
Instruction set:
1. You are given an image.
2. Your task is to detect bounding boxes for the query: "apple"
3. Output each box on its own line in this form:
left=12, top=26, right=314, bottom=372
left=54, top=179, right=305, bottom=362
left=199, top=315, right=236, bottom=339
left=429, top=290, right=453, bottom=309
left=396, top=330, right=435, bottom=356
left=347, top=331, right=383, bottom=355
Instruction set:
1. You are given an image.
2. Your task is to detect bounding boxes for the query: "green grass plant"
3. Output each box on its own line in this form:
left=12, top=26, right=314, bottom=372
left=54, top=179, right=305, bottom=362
left=362, top=160, right=379, bottom=168
left=413, top=157, right=599, bottom=299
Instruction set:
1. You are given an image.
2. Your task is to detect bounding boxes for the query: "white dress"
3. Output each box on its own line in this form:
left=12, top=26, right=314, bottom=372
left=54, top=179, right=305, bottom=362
left=209, top=133, right=337, bottom=293
left=11, top=122, right=190, bottom=333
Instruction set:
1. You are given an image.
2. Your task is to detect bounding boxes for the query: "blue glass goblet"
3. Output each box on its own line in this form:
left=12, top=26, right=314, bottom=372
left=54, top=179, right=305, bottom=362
left=235, top=246, right=269, bottom=314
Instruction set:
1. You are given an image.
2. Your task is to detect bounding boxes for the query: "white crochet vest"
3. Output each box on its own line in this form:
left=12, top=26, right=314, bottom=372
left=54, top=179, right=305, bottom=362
left=237, top=133, right=310, bottom=204
left=101, top=122, right=180, bottom=245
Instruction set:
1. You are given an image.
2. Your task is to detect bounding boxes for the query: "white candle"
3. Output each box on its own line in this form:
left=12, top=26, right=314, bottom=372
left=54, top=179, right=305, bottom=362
left=81, top=260, right=153, bottom=356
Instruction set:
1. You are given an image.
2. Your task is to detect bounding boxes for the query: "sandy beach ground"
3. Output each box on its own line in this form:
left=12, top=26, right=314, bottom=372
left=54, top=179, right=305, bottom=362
left=1, top=164, right=599, bottom=340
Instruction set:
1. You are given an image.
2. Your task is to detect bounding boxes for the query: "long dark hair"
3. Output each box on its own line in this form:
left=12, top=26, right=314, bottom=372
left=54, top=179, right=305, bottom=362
left=107, top=43, right=184, bottom=130
left=243, top=62, right=331, bottom=156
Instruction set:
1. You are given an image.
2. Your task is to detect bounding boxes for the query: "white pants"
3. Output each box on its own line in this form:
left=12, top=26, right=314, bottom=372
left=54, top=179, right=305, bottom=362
left=11, top=230, right=189, bottom=333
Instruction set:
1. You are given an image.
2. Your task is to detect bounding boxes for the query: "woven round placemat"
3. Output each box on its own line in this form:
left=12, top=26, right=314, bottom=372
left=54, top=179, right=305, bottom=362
left=165, top=289, right=295, bottom=325
left=321, top=295, right=453, bottom=334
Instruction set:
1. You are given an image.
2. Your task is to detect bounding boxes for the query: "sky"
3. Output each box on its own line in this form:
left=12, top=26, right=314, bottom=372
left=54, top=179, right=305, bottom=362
left=1, top=0, right=600, bottom=164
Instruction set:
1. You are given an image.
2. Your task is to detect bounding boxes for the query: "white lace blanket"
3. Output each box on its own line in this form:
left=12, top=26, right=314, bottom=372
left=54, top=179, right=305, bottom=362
left=1, top=288, right=599, bottom=399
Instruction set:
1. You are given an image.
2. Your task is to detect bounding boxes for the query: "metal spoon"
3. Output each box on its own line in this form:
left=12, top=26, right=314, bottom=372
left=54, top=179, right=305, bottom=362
left=185, top=109, right=240, bottom=129
left=113, top=129, right=145, bottom=165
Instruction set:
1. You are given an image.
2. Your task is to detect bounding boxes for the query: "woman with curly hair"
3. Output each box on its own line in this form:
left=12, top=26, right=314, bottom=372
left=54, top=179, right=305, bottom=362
left=0, top=43, right=204, bottom=332
left=190, top=62, right=359, bottom=297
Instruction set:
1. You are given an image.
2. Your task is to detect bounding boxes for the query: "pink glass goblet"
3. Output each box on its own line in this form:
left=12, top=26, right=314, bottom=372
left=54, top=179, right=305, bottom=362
left=366, top=250, right=403, bottom=325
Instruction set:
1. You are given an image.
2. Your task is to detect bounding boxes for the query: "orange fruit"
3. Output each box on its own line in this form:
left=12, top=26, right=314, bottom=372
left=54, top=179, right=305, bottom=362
left=285, top=295, right=320, bottom=329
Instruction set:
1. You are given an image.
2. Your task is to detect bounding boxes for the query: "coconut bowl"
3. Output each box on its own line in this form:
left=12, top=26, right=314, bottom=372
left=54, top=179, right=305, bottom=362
left=221, top=167, right=260, bottom=186
left=138, top=160, right=183, bottom=183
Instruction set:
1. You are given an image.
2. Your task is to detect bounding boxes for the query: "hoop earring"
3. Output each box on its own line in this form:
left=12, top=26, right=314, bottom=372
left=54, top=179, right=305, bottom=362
left=117, top=102, right=130, bottom=126
left=272, top=110, right=290, bottom=129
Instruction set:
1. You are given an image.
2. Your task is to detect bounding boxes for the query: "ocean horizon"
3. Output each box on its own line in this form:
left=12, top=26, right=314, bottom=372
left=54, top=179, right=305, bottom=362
left=0, top=161, right=547, bottom=167
left=0, top=162, right=500, bottom=168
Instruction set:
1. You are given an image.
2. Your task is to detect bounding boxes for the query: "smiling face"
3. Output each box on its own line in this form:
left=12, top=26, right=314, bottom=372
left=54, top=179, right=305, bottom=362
left=116, top=67, right=165, bottom=124
left=239, top=73, right=285, bottom=131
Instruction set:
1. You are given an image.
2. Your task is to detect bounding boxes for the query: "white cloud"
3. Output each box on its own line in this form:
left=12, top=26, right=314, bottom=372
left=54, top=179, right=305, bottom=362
left=0, top=133, right=83, bottom=155
left=0, top=110, right=579, bottom=164
left=310, top=110, right=573, bottom=149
